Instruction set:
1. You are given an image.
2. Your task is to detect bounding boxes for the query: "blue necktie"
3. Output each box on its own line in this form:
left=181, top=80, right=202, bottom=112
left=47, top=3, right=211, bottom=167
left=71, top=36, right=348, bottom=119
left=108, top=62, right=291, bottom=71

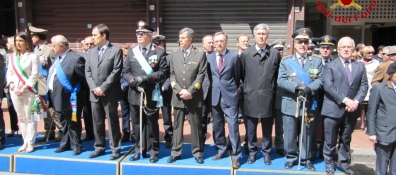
left=98, top=47, right=104, bottom=61
left=345, top=61, right=352, bottom=84
left=259, top=49, right=264, bottom=56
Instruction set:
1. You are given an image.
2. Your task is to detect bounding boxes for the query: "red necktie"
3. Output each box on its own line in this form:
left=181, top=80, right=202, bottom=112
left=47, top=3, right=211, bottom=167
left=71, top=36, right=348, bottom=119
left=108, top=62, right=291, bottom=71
left=218, top=54, right=223, bottom=73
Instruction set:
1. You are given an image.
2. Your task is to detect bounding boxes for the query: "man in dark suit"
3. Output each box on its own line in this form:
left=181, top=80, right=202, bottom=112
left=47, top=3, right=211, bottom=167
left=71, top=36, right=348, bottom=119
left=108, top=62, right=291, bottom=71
left=367, top=62, right=396, bottom=175
left=123, top=21, right=168, bottom=163
left=78, top=36, right=94, bottom=142
left=0, top=54, right=5, bottom=149
left=321, top=36, right=368, bottom=175
left=201, top=35, right=214, bottom=146
left=278, top=28, right=322, bottom=171
left=168, top=27, right=206, bottom=164
left=310, top=35, right=336, bottom=161
left=85, top=24, right=123, bottom=160
left=240, top=23, right=281, bottom=165
left=207, top=31, right=241, bottom=169
left=372, top=45, right=385, bottom=63
left=48, top=35, right=86, bottom=156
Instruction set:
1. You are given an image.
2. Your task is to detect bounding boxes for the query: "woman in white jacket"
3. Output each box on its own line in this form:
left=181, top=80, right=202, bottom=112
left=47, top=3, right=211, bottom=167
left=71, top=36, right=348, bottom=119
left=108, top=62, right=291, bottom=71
left=6, top=32, right=39, bottom=152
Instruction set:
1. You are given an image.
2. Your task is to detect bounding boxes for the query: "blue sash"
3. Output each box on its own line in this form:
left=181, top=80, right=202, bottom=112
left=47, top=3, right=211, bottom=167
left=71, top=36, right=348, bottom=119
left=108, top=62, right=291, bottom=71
left=285, top=58, right=317, bottom=110
left=54, top=57, right=81, bottom=122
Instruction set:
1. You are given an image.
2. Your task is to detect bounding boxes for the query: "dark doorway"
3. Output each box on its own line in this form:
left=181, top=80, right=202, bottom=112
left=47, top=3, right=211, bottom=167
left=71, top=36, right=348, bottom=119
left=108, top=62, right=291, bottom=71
left=0, top=0, right=15, bottom=47
left=372, top=26, right=396, bottom=50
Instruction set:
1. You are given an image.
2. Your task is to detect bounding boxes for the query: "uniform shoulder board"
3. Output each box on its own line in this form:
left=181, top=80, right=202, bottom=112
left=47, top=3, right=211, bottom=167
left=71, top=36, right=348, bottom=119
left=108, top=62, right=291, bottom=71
left=311, top=54, right=322, bottom=60
left=282, top=55, right=292, bottom=60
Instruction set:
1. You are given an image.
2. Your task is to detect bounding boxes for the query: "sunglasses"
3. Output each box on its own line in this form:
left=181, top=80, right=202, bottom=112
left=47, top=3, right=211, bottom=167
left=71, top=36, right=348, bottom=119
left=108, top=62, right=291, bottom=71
left=295, top=40, right=309, bottom=45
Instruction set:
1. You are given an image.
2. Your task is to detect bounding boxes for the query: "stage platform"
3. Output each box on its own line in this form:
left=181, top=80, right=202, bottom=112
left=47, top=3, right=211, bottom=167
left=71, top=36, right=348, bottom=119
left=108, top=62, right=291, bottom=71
left=0, top=135, right=343, bottom=175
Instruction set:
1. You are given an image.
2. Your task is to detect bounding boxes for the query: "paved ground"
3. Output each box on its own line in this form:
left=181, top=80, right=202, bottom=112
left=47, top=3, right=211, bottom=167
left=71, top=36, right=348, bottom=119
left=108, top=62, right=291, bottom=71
left=1, top=99, right=376, bottom=174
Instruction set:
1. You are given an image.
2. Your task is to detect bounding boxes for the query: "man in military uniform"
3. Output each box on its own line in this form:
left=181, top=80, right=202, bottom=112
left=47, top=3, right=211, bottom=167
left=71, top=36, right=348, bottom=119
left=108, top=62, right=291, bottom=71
left=310, top=35, right=336, bottom=161
left=307, top=40, right=316, bottom=55
left=168, top=27, right=206, bottom=164
left=270, top=39, right=286, bottom=57
left=29, top=26, right=61, bottom=142
left=270, top=39, right=287, bottom=157
left=277, top=28, right=323, bottom=171
left=123, top=21, right=168, bottom=163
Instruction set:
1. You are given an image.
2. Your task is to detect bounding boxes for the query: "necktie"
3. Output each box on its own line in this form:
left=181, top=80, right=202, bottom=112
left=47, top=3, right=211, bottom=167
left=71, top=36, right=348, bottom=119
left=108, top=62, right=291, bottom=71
left=259, top=49, right=264, bottom=56
left=300, top=57, right=305, bottom=68
left=98, top=47, right=104, bottom=61
left=142, top=47, right=147, bottom=58
left=345, top=61, right=352, bottom=84
left=325, top=60, right=328, bottom=63
left=218, top=54, right=223, bottom=73
left=183, top=49, right=188, bottom=59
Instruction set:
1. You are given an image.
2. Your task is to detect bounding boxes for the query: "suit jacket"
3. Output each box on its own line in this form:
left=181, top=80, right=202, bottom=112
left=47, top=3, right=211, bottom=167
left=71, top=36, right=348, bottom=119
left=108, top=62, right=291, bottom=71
left=170, top=46, right=207, bottom=108
left=367, top=81, right=396, bottom=144
left=371, top=60, right=392, bottom=86
left=6, top=52, right=39, bottom=89
left=0, top=54, right=4, bottom=98
left=240, top=45, right=281, bottom=118
left=207, top=49, right=240, bottom=106
left=37, top=44, right=55, bottom=96
left=277, top=54, right=323, bottom=116
left=49, top=50, right=86, bottom=112
left=321, top=58, right=368, bottom=118
left=85, top=43, right=123, bottom=102
left=122, top=45, right=169, bottom=106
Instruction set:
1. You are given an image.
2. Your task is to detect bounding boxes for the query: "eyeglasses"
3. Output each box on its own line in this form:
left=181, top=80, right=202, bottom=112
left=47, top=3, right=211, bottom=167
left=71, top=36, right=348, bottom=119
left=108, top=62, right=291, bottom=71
left=136, top=32, right=149, bottom=36
left=295, top=40, right=309, bottom=45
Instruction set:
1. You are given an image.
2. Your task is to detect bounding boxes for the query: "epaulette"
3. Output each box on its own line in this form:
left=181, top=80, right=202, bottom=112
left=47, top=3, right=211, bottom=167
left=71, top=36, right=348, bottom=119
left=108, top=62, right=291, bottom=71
left=310, top=54, right=322, bottom=60
left=282, top=55, right=292, bottom=60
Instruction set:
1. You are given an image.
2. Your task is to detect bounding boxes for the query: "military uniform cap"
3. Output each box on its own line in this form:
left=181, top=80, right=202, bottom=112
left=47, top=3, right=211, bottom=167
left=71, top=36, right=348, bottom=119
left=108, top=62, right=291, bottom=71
left=308, top=39, right=316, bottom=48
left=292, top=28, right=313, bottom=40
left=319, top=35, right=336, bottom=46
left=270, top=39, right=285, bottom=49
left=387, top=46, right=396, bottom=55
left=29, top=26, right=48, bottom=35
left=136, top=20, right=155, bottom=33
left=386, top=62, right=396, bottom=74
left=152, top=35, right=165, bottom=41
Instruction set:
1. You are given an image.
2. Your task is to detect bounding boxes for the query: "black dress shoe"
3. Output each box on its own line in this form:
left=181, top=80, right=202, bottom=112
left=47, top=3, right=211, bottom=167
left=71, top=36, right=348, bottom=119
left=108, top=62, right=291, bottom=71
left=305, top=160, right=316, bottom=171
left=0, top=144, right=4, bottom=150
left=276, top=149, right=286, bottom=157
left=232, top=159, right=240, bottom=169
left=121, top=134, right=130, bottom=142
left=165, top=141, right=172, bottom=148
left=89, top=150, right=105, bottom=158
left=247, top=155, right=256, bottom=164
left=167, top=156, right=181, bottom=163
left=284, top=161, right=294, bottom=169
left=55, top=147, right=71, bottom=153
left=243, top=144, right=249, bottom=155
left=339, top=167, right=354, bottom=175
left=7, top=130, right=18, bottom=137
left=310, top=154, right=317, bottom=161
left=110, top=153, right=120, bottom=160
left=73, top=149, right=81, bottom=156
left=150, top=155, right=159, bottom=163
left=264, top=154, right=271, bottom=165
left=195, top=157, right=204, bottom=164
left=212, top=153, right=223, bottom=160
left=130, top=154, right=140, bottom=161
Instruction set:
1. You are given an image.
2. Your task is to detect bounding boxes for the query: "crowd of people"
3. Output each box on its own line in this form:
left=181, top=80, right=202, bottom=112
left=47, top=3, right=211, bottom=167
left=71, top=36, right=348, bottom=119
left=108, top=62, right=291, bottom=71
left=0, top=21, right=396, bottom=175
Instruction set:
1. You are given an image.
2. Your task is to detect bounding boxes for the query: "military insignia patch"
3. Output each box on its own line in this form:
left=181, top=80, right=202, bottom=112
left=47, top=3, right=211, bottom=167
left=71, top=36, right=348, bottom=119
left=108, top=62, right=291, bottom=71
left=171, top=81, right=176, bottom=88
left=309, top=69, right=319, bottom=78
left=194, top=83, right=201, bottom=90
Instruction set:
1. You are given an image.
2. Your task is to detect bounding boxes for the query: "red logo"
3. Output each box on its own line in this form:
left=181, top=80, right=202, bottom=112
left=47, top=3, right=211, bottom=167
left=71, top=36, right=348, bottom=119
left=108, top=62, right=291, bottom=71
left=316, top=0, right=377, bottom=23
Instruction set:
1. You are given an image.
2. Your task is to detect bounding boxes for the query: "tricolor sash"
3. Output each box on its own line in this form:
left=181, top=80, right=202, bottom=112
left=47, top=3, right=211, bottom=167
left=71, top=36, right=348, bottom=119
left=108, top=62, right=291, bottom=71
left=10, top=53, right=47, bottom=121
left=54, top=57, right=81, bottom=122
left=285, top=58, right=317, bottom=110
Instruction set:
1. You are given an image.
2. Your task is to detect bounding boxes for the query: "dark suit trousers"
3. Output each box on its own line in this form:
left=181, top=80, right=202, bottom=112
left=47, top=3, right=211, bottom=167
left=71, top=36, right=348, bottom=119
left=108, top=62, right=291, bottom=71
left=0, top=106, right=4, bottom=144
left=283, top=114, right=315, bottom=162
left=91, top=98, right=121, bottom=154
left=310, top=114, right=323, bottom=157
left=120, top=88, right=131, bottom=135
left=130, top=105, right=159, bottom=157
left=274, top=108, right=284, bottom=150
left=172, top=107, right=203, bottom=158
left=161, top=89, right=173, bottom=142
left=246, top=116, right=273, bottom=156
left=83, top=91, right=94, bottom=138
left=6, top=90, right=18, bottom=131
left=375, top=141, right=396, bottom=175
left=57, top=111, right=82, bottom=150
left=323, top=114, right=357, bottom=168
left=212, top=97, right=241, bottom=160
left=201, top=96, right=211, bottom=142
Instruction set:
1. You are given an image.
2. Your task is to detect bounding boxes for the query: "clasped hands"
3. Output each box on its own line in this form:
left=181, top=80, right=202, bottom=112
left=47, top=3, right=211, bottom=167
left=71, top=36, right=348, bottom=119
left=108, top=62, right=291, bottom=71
left=344, top=98, right=359, bottom=112
left=179, top=89, right=192, bottom=100
left=129, top=76, right=148, bottom=88
left=93, top=87, right=105, bottom=96
left=11, top=84, right=27, bottom=96
left=295, top=83, right=311, bottom=99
